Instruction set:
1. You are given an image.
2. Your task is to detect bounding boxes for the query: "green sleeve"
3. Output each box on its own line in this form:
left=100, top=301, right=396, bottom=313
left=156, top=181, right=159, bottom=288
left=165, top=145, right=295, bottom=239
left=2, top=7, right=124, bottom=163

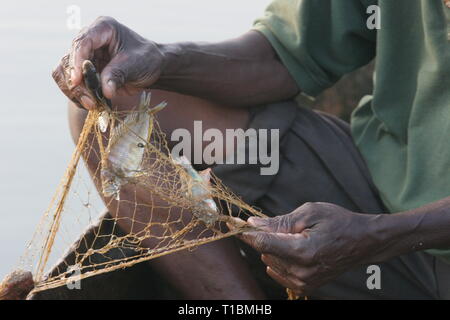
left=253, top=0, right=377, bottom=96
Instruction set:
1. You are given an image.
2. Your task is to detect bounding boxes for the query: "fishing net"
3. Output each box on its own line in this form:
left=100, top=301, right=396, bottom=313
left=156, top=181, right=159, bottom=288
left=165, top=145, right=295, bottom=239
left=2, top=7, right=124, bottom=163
left=1, top=61, right=273, bottom=299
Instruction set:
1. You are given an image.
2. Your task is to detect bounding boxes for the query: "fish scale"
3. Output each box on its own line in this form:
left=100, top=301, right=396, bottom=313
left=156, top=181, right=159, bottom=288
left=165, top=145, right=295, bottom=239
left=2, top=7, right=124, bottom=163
left=101, top=92, right=167, bottom=200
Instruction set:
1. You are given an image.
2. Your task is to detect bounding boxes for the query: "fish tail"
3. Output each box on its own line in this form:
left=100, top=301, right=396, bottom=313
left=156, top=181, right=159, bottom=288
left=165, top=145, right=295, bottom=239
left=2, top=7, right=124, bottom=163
left=101, top=168, right=121, bottom=200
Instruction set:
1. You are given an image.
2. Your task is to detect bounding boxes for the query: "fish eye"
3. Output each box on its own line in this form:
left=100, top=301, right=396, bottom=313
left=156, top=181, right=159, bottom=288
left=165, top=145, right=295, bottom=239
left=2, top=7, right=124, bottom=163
left=137, top=143, right=145, bottom=148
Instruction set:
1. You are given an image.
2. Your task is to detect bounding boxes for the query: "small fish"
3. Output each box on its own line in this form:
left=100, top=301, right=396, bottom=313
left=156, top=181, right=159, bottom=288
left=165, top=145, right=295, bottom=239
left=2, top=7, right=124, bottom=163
left=173, top=156, right=219, bottom=225
left=101, top=92, right=167, bottom=200
left=0, top=270, right=34, bottom=300
left=98, top=111, right=110, bottom=133
left=82, top=60, right=112, bottom=132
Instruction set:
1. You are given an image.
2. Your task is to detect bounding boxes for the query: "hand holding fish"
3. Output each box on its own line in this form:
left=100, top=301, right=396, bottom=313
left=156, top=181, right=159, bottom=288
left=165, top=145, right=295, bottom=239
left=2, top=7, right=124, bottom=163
left=52, top=16, right=166, bottom=109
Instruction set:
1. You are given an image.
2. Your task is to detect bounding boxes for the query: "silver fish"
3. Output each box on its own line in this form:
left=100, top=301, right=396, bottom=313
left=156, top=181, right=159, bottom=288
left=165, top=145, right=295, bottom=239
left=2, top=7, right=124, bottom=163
left=81, top=60, right=112, bottom=132
left=101, top=92, right=167, bottom=200
left=173, top=156, right=219, bottom=225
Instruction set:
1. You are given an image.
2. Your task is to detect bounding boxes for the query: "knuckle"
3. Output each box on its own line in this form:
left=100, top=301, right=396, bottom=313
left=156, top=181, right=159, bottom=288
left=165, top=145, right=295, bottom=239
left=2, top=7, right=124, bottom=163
left=52, top=55, right=70, bottom=82
left=72, top=29, right=88, bottom=45
left=280, top=215, right=295, bottom=231
left=254, top=234, right=270, bottom=252
left=71, top=17, right=116, bottom=48
left=95, top=16, right=117, bottom=26
left=71, top=35, right=90, bottom=58
left=70, top=86, right=86, bottom=100
left=302, top=202, right=317, bottom=212
left=298, top=202, right=320, bottom=222
left=52, top=65, right=71, bottom=92
left=72, top=86, right=81, bottom=96
left=51, top=66, right=62, bottom=82
left=93, top=16, right=118, bottom=33
left=110, top=68, right=126, bottom=84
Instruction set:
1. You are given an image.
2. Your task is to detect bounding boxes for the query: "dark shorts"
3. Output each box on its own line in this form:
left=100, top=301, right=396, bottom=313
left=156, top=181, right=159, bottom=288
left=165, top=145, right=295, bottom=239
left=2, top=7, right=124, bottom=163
left=33, top=100, right=450, bottom=300
left=213, top=100, right=450, bottom=300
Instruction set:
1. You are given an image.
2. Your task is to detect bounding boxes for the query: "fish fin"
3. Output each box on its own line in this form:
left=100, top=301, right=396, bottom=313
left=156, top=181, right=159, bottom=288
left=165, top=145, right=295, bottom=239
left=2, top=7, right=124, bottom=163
left=138, top=92, right=152, bottom=112
left=145, top=92, right=152, bottom=107
left=149, top=101, right=168, bottom=115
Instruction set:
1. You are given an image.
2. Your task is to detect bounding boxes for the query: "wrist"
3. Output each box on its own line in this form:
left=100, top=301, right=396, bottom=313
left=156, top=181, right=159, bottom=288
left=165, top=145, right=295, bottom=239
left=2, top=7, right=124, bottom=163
left=157, top=42, right=186, bottom=78
left=363, top=213, right=413, bottom=263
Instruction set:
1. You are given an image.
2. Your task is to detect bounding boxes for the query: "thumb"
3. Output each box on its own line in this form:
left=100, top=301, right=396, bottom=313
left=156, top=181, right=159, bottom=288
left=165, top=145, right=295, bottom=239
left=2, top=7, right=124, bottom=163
left=249, top=207, right=313, bottom=234
left=100, top=54, right=129, bottom=99
left=248, top=215, right=296, bottom=234
left=238, top=231, right=302, bottom=257
left=247, top=217, right=277, bottom=232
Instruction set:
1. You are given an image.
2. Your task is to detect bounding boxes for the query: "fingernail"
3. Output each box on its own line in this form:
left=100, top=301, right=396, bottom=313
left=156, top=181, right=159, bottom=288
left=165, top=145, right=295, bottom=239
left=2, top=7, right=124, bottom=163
left=248, top=217, right=266, bottom=227
left=80, top=96, right=95, bottom=109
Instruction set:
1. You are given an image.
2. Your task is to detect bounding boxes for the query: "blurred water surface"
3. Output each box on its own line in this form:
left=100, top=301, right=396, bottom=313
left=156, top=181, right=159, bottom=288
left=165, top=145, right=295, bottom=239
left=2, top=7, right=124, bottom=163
left=0, top=0, right=270, bottom=279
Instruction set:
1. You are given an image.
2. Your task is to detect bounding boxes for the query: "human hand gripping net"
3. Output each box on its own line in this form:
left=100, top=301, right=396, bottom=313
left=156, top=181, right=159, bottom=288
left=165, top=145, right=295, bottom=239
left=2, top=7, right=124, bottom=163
left=0, top=60, right=303, bottom=300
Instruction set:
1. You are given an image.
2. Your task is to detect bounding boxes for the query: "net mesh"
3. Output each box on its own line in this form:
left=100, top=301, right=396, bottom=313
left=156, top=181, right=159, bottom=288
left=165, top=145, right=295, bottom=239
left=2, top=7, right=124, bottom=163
left=5, top=62, right=268, bottom=297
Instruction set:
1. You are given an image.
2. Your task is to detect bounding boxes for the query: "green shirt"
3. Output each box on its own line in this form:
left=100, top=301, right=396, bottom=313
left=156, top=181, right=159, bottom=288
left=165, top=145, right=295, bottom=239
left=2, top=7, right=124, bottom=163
left=254, top=0, right=450, bottom=263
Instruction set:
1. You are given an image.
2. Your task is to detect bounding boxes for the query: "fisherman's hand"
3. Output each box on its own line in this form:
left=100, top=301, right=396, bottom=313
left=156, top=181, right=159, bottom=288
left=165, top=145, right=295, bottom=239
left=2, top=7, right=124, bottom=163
left=52, top=16, right=165, bottom=109
left=238, top=203, right=384, bottom=295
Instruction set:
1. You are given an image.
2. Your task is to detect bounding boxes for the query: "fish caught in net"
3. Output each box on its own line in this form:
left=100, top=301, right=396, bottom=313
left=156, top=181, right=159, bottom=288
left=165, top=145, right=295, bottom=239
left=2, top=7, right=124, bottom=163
left=0, top=60, right=270, bottom=299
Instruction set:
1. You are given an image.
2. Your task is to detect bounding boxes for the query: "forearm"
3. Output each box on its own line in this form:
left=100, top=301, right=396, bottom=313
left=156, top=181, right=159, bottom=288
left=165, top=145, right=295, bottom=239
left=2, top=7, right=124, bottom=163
left=154, top=31, right=299, bottom=107
left=370, top=197, right=450, bottom=262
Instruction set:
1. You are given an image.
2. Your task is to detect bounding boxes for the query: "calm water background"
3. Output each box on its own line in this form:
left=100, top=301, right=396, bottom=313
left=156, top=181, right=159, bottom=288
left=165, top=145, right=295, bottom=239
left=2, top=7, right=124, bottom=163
left=0, top=0, right=270, bottom=280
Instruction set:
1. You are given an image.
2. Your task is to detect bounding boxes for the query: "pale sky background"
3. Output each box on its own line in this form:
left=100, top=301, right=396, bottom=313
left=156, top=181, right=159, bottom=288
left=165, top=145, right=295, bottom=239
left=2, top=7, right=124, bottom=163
left=0, top=0, right=271, bottom=280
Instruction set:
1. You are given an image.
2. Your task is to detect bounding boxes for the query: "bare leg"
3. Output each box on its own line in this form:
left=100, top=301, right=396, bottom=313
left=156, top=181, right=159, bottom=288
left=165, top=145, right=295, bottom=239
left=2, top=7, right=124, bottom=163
left=68, top=90, right=265, bottom=299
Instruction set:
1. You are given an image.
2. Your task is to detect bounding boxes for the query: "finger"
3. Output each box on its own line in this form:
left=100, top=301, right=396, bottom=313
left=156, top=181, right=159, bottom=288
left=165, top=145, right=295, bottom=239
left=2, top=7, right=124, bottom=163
left=70, top=21, right=115, bottom=86
left=261, top=254, right=291, bottom=276
left=52, top=56, right=95, bottom=109
left=52, top=60, right=72, bottom=98
left=266, top=267, right=305, bottom=295
left=247, top=216, right=297, bottom=233
left=225, top=217, right=247, bottom=231
left=247, top=217, right=278, bottom=232
left=238, top=231, right=303, bottom=257
left=79, top=92, right=96, bottom=110
left=263, top=254, right=317, bottom=281
left=99, top=53, right=128, bottom=99
left=248, top=213, right=307, bottom=234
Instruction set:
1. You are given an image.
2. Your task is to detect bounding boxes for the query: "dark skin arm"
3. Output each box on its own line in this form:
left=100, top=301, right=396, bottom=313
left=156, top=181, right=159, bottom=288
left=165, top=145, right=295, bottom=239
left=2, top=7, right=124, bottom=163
left=237, top=200, right=450, bottom=296
left=54, top=16, right=298, bottom=110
